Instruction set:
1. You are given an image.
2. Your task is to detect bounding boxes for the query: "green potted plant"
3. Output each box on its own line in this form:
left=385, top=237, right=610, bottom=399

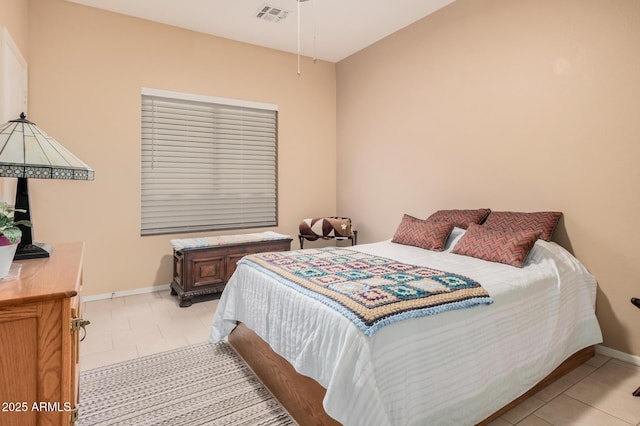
left=0, top=201, right=32, bottom=278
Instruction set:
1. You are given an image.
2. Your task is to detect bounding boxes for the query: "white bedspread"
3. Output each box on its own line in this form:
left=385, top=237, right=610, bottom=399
left=210, top=230, right=602, bottom=425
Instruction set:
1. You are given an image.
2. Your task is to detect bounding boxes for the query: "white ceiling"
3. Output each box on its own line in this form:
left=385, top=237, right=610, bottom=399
left=66, top=0, right=455, bottom=63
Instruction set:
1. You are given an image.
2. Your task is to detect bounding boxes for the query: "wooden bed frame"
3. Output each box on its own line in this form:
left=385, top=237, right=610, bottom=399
left=229, top=322, right=595, bottom=426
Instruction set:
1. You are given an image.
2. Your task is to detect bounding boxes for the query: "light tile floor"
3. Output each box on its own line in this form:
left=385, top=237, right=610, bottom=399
left=80, top=291, right=218, bottom=370
left=81, top=291, right=640, bottom=426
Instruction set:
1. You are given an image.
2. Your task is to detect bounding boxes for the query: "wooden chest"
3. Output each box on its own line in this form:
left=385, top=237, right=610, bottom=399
left=171, top=238, right=292, bottom=307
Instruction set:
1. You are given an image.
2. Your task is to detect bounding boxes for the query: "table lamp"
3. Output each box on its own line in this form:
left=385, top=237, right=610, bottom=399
left=0, top=113, right=94, bottom=259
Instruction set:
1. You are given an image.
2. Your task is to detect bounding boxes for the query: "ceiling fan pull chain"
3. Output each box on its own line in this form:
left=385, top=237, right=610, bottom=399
left=313, top=0, right=317, bottom=64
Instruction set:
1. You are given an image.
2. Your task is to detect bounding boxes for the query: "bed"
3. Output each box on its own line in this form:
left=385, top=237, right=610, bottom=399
left=210, top=212, right=603, bottom=425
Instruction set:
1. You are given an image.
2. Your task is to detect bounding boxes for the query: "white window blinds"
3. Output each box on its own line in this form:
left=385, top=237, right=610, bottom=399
left=141, top=89, right=278, bottom=236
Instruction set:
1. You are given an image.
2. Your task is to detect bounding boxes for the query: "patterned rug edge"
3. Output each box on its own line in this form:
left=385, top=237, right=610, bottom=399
left=224, top=342, right=300, bottom=424
left=78, top=341, right=298, bottom=426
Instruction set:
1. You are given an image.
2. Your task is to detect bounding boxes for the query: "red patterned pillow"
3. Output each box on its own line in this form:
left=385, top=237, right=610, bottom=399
left=426, top=208, right=491, bottom=229
left=483, top=211, right=562, bottom=242
left=451, top=224, right=539, bottom=267
left=392, top=214, right=454, bottom=252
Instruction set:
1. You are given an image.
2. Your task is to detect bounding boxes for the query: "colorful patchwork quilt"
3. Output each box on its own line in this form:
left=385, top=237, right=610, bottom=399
left=239, top=247, right=493, bottom=336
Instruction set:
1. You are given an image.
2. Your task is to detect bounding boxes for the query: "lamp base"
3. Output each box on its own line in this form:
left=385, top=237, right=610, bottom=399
left=14, top=242, right=52, bottom=260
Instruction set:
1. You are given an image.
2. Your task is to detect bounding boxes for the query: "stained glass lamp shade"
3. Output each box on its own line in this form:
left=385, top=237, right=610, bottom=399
left=0, top=113, right=94, bottom=259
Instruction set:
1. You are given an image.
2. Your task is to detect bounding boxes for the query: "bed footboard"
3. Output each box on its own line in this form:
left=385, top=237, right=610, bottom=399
left=228, top=323, right=340, bottom=426
left=229, top=322, right=594, bottom=426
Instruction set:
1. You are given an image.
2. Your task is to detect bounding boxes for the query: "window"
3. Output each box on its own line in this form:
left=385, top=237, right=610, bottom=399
left=141, top=88, right=278, bottom=236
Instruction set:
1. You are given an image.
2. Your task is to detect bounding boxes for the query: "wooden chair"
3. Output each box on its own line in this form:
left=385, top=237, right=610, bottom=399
left=298, top=216, right=357, bottom=249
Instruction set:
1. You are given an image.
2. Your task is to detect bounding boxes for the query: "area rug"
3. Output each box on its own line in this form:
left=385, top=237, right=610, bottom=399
left=78, top=341, right=297, bottom=425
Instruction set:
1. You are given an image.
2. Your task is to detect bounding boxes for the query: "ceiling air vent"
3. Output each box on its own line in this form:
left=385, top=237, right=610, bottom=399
left=256, top=4, right=289, bottom=22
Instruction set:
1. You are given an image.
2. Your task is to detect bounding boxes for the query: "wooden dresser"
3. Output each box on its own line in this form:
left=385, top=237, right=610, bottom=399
left=0, top=242, right=85, bottom=426
left=171, top=237, right=292, bottom=307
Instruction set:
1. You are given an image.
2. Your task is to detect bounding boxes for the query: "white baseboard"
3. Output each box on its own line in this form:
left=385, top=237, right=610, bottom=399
left=596, top=344, right=640, bottom=367
left=81, top=284, right=171, bottom=302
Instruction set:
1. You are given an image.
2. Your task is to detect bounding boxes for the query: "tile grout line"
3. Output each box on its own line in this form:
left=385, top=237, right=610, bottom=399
left=559, top=392, right=635, bottom=425
left=557, top=365, right=637, bottom=426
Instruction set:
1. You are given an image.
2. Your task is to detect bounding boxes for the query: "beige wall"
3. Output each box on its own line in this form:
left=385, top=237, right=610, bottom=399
left=337, top=0, right=640, bottom=355
left=0, top=0, right=28, bottom=121
left=24, top=0, right=336, bottom=296
left=0, top=0, right=28, bottom=58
